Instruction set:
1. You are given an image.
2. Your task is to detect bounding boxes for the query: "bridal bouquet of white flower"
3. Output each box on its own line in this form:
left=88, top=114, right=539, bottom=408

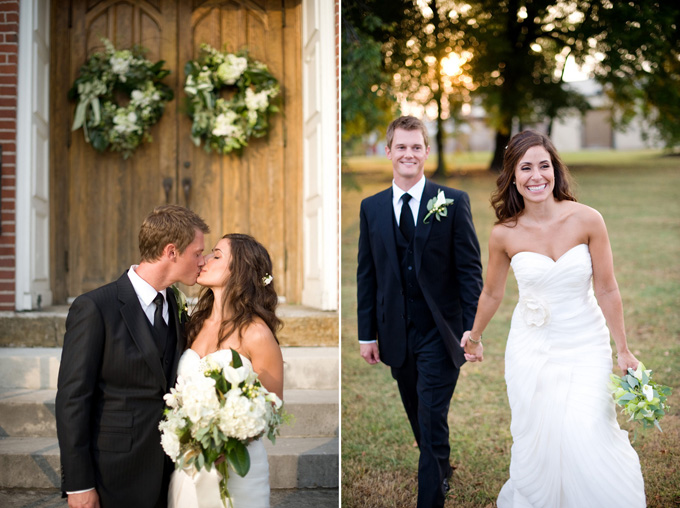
left=609, top=362, right=671, bottom=432
left=159, top=349, right=284, bottom=508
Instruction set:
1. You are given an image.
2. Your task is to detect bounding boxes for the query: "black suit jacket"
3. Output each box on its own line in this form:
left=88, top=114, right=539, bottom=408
left=55, top=273, right=185, bottom=507
left=357, top=180, right=483, bottom=368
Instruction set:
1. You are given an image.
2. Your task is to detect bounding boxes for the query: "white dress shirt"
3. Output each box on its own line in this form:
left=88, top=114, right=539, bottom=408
left=127, top=265, right=169, bottom=326
left=392, top=175, right=426, bottom=227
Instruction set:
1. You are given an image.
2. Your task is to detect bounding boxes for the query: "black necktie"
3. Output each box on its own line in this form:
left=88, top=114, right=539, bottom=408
left=399, top=193, right=415, bottom=242
left=153, top=292, right=168, bottom=338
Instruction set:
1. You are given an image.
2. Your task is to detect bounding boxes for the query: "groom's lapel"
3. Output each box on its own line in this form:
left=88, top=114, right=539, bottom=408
left=376, top=189, right=402, bottom=282
left=414, top=180, right=436, bottom=275
left=167, top=291, right=185, bottom=385
left=116, top=274, right=166, bottom=387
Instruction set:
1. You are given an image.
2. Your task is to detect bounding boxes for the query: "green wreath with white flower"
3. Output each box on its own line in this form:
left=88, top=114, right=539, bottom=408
left=184, top=44, right=281, bottom=155
left=69, top=39, right=174, bottom=159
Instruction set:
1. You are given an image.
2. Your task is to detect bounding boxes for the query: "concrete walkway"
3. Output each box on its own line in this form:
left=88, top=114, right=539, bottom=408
left=0, top=488, right=339, bottom=507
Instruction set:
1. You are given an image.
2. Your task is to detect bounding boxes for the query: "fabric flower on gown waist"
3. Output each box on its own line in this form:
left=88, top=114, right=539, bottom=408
left=519, top=293, right=550, bottom=327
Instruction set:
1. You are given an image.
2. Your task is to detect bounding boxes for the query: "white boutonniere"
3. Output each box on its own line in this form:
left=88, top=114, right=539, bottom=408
left=171, top=285, right=188, bottom=322
left=423, top=189, right=454, bottom=224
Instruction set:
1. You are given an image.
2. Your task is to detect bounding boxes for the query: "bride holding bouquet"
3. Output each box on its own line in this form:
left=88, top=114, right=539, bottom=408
left=162, top=233, right=284, bottom=508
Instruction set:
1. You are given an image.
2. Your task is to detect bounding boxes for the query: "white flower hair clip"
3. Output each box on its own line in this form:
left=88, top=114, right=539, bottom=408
left=262, top=274, right=273, bottom=286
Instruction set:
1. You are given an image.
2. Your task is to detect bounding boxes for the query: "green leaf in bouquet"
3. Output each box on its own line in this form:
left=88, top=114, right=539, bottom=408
left=195, top=426, right=210, bottom=442
left=617, top=392, right=636, bottom=403
left=231, top=348, right=244, bottom=369
left=212, top=425, right=222, bottom=446
left=227, top=440, right=251, bottom=477
left=215, top=375, right=228, bottom=395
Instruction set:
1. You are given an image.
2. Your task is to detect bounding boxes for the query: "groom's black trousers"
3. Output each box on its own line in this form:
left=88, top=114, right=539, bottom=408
left=391, top=325, right=459, bottom=508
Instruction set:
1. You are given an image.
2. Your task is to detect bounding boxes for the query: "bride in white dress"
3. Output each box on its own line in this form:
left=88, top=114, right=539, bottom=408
left=461, top=130, right=646, bottom=507
left=169, top=233, right=284, bottom=508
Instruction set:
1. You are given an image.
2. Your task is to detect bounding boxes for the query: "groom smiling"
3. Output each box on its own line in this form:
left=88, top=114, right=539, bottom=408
left=357, top=116, right=483, bottom=507
left=56, top=205, right=209, bottom=508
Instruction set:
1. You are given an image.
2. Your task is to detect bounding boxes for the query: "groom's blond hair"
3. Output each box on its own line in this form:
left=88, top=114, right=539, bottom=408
left=138, top=205, right=209, bottom=261
left=385, top=116, right=430, bottom=149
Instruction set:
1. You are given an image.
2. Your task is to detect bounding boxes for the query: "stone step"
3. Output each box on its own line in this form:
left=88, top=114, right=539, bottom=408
left=0, top=304, right=338, bottom=348
left=264, top=437, right=338, bottom=489
left=0, top=389, right=56, bottom=438
left=280, top=389, right=338, bottom=438
left=0, top=487, right=340, bottom=507
left=281, top=347, right=338, bottom=391
left=0, top=388, right=338, bottom=439
left=0, top=349, right=61, bottom=390
left=0, top=436, right=338, bottom=490
left=0, top=347, right=338, bottom=391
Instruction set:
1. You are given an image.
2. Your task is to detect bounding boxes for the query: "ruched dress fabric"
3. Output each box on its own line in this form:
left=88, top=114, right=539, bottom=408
left=497, top=244, right=645, bottom=508
left=168, top=349, right=270, bottom=508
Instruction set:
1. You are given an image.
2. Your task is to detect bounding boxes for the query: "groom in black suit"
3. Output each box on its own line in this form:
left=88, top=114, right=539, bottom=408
left=357, top=116, right=483, bottom=508
left=56, top=205, right=210, bottom=508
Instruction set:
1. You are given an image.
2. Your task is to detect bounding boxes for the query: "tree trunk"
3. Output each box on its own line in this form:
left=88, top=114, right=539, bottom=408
left=431, top=110, right=446, bottom=179
left=489, top=130, right=511, bottom=173
left=429, top=0, right=447, bottom=180
left=431, top=66, right=446, bottom=178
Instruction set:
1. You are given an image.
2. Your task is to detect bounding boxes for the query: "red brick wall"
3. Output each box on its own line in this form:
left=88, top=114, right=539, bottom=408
left=0, top=0, right=18, bottom=310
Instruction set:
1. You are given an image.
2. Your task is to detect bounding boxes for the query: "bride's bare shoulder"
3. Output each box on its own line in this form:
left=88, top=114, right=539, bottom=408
left=241, top=320, right=280, bottom=358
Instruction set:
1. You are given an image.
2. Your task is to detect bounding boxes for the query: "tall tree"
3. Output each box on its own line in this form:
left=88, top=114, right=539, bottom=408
left=341, top=1, right=407, bottom=154
left=448, top=0, right=680, bottom=169
left=382, top=0, right=475, bottom=178
left=593, top=2, right=680, bottom=149
left=447, top=0, right=599, bottom=170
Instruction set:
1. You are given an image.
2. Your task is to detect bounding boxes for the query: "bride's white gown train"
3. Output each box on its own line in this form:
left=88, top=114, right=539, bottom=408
left=498, top=244, right=645, bottom=508
left=168, top=349, right=270, bottom=508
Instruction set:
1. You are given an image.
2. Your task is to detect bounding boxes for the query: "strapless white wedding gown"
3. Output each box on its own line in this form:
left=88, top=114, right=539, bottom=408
left=498, top=244, right=645, bottom=508
left=168, top=349, right=270, bottom=508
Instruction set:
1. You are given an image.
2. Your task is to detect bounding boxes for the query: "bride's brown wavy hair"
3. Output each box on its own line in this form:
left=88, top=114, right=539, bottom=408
left=491, top=130, right=576, bottom=225
left=186, top=233, right=282, bottom=348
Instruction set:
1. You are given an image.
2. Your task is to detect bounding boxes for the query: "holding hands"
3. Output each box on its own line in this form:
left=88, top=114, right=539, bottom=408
left=461, top=331, right=484, bottom=363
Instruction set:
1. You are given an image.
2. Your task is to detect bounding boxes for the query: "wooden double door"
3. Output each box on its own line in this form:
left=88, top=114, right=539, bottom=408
left=50, top=0, right=302, bottom=303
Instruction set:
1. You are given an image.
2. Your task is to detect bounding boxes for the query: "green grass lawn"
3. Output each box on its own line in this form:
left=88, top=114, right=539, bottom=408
left=340, top=151, right=680, bottom=507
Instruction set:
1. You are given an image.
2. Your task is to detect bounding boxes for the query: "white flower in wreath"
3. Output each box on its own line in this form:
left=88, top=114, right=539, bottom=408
left=245, top=88, right=271, bottom=111
left=110, top=55, right=131, bottom=80
left=196, top=69, right=214, bottom=92
left=113, top=110, right=140, bottom=135
left=519, top=294, right=551, bottom=327
left=212, top=110, right=241, bottom=137
left=217, top=54, right=248, bottom=84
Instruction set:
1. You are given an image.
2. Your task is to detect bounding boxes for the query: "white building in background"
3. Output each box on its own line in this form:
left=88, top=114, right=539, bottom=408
left=420, top=79, right=664, bottom=155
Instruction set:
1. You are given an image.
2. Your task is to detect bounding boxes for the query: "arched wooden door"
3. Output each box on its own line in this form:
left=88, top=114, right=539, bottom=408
left=51, top=0, right=302, bottom=303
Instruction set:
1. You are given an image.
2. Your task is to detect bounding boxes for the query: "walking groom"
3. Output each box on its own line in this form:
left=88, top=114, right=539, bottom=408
left=56, top=205, right=210, bottom=508
left=357, top=116, right=483, bottom=507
